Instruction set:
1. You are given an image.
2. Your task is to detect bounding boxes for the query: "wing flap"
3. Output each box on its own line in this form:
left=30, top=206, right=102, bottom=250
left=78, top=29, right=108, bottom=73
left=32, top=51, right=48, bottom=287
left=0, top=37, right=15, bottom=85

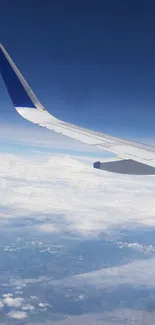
left=93, top=159, right=155, bottom=175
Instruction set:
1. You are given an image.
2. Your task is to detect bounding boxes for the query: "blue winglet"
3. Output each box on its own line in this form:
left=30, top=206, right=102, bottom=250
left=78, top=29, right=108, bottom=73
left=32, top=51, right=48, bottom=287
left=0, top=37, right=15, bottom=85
left=0, top=44, right=36, bottom=108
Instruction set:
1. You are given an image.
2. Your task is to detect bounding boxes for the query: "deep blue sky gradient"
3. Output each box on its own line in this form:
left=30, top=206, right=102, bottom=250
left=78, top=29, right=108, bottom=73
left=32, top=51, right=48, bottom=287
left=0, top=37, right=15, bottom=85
left=1, top=0, right=155, bottom=141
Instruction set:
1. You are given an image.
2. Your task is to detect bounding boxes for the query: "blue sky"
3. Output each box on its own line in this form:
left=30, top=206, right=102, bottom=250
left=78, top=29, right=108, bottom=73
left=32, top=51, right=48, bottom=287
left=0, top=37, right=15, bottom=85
left=1, top=0, right=155, bottom=147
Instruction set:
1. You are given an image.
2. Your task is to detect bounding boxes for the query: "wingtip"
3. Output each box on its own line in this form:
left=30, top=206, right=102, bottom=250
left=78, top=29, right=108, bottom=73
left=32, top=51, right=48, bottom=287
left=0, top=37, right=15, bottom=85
left=0, top=43, right=47, bottom=111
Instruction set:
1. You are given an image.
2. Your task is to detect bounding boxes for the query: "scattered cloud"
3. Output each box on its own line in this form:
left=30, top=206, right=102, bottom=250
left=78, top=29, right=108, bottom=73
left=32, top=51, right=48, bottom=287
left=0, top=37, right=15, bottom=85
left=15, top=290, right=23, bottom=295
left=7, top=310, right=28, bottom=319
left=3, top=296, right=24, bottom=307
left=2, top=293, right=13, bottom=298
left=30, top=296, right=38, bottom=301
left=21, top=304, right=35, bottom=311
left=1, top=292, right=35, bottom=318
left=75, top=294, right=85, bottom=301
left=117, top=241, right=155, bottom=253
left=0, top=300, right=4, bottom=309
left=38, top=302, right=50, bottom=308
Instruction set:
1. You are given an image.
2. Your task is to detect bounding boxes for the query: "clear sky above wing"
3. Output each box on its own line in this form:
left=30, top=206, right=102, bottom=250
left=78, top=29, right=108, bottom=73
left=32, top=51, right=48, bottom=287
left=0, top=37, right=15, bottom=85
left=1, top=43, right=155, bottom=174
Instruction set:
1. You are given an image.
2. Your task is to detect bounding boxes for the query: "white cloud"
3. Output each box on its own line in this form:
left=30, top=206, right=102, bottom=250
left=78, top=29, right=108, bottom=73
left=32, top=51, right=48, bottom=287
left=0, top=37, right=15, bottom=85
left=38, top=223, right=60, bottom=233
left=30, top=296, right=38, bottom=300
left=21, top=304, right=34, bottom=311
left=8, top=310, right=28, bottom=319
left=12, top=276, right=47, bottom=287
left=2, top=293, right=13, bottom=298
left=38, top=302, right=50, bottom=308
left=62, top=257, right=155, bottom=289
left=0, top=152, right=155, bottom=238
left=117, top=241, right=155, bottom=253
left=8, top=257, right=155, bottom=293
left=15, top=291, right=23, bottom=295
left=10, top=258, right=155, bottom=293
left=3, top=297, right=24, bottom=307
left=75, top=294, right=85, bottom=301
left=0, top=300, right=4, bottom=309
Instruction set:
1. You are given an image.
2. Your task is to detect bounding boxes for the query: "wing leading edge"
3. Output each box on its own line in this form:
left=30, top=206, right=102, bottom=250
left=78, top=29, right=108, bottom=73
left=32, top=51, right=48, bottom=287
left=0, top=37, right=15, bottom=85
left=1, top=43, right=155, bottom=175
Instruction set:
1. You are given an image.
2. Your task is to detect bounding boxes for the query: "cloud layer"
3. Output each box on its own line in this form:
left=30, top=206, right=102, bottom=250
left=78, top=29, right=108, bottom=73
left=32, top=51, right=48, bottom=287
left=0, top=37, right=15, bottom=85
left=1, top=150, right=155, bottom=321
left=0, top=152, right=155, bottom=237
left=67, top=257, right=155, bottom=289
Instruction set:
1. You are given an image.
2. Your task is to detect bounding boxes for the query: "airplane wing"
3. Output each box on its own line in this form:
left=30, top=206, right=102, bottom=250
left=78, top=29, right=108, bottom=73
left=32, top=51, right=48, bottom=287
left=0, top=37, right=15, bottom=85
left=1, top=43, right=155, bottom=175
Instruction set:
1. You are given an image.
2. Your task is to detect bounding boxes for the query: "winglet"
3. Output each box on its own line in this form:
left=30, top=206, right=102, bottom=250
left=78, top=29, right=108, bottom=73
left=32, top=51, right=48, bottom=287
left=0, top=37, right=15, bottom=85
left=0, top=44, right=45, bottom=111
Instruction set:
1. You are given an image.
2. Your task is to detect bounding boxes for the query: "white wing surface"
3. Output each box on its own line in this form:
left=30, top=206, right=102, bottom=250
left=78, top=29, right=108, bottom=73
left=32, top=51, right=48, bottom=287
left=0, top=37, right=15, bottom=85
left=0, top=43, right=155, bottom=175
